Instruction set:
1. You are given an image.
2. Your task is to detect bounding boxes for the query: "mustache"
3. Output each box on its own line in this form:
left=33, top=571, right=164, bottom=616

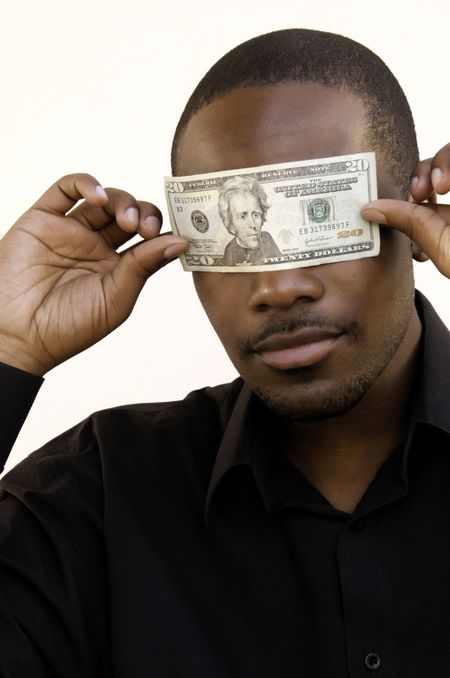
left=237, top=312, right=361, bottom=358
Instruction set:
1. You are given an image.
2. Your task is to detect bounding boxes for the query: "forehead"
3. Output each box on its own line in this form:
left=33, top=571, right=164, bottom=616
left=177, top=81, right=368, bottom=176
left=229, top=192, right=260, bottom=210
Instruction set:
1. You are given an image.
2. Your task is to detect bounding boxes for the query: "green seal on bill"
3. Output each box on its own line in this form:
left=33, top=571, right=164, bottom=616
left=307, top=198, right=331, bottom=223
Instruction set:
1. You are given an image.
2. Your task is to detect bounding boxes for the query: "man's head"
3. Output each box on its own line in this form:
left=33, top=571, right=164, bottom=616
left=218, top=176, right=269, bottom=249
left=171, top=29, right=422, bottom=422
left=172, top=28, right=418, bottom=198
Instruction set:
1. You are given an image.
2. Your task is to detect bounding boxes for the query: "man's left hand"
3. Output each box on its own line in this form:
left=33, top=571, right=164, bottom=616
left=362, top=143, right=450, bottom=278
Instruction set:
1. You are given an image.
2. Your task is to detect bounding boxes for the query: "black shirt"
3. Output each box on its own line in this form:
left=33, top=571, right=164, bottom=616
left=0, top=292, right=449, bottom=678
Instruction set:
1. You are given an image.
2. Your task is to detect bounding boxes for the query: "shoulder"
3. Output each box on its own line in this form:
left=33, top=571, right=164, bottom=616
left=0, top=378, right=243, bottom=552
left=261, top=231, right=276, bottom=244
left=261, top=231, right=281, bottom=254
left=2, top=378, right=243, bottom=489
left=89, top=378, right=242, bottom=457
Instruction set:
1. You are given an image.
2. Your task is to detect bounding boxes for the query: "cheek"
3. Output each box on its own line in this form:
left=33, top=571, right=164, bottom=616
left=193, top=273, right=247, bottom=345
left=375, top=230, right=414, bottom=297
left=338, top=231, right=414, bottom=326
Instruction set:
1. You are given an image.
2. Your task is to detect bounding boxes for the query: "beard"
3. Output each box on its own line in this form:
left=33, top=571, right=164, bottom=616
left=251, top=367, right=383, bottom=422
left=239, top=302, right=414, bottom=423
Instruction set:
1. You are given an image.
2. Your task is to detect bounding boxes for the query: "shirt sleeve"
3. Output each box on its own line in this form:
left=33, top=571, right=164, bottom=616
left=0, top=419, right=111, bottom=676
left=0, top=362, right=43, bottom=472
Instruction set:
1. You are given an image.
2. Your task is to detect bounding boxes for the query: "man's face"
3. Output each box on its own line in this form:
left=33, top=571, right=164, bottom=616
left=177, top=82, right=419, bottom=421
left=228, top=191, right=263, bottom=249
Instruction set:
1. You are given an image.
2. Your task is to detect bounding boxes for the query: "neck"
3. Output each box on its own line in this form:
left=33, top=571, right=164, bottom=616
left=282, top=310, right=422, bottom=513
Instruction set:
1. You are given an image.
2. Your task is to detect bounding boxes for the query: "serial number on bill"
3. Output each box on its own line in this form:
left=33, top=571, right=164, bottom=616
left=299, top=221, right=350, bottom=235
left=174, top=195, right=212, bottom=204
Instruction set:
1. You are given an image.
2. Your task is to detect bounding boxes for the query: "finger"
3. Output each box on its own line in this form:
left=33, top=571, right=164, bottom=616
left=100, top=205, right=162, bottom=249
left=430, top=142, right=450, bottom=195
left=70, top=195, right=163, bottom=247
left=70, top=190, right=163, bottom=238
left=137, top=204, right=163, bottom=240
left=104, top=235, right=189, bottom=311
left=111, top=193, right=162, bottom=235
left=95, top=211, right=163, bottom=250
left=99, top=207, right=163, bottom=249
left=362, top=199, right=450, bottom=277
left=96, top=223, right=137, bottom=249
left=75, top=187, right=140, bottom=233
left=410, top=143, right=450, bottom=201
left=31, top=173, right=108, bottom=216
left=410, top=158, right=434, bottom=202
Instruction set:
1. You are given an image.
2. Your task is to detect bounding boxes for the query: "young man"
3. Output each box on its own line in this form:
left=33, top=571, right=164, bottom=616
left=0, top=29, right=449, bottom=677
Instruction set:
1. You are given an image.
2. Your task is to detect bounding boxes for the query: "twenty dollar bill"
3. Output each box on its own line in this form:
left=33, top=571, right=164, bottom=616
left=164, top=153, right=379, bottom=273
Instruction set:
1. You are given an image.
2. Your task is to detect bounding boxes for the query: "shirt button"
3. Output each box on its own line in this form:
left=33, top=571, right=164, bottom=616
left=351, top=517, right=366, bottom=531
left=364, top=652, right=382, bottom=671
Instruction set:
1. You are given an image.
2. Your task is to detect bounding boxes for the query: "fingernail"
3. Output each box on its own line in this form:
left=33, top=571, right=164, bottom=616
left=142, top=215, right=161, bottom=235
left=125, top=207, right=139, bottom=224
left=95, top=185, right=108, bottom=200
left=410, top=176, right=419, bottom=192
left=164, top=240, right=187, bottom=261
left=362, top=207, right=387, bottom=225
left=431, top=167, right=443, bottom=191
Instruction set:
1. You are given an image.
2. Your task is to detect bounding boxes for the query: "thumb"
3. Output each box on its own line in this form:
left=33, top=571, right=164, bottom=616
left=104, top=234, right=188, bottom=313
left=362, top=199, right=450, bottom=277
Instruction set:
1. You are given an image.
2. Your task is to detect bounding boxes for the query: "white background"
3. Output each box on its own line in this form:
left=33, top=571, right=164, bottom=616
left=1, top=0, right=449, bottom=472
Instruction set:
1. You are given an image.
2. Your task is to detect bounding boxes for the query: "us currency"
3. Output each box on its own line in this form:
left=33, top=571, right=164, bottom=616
left=164, top=152, right=379, bottom=273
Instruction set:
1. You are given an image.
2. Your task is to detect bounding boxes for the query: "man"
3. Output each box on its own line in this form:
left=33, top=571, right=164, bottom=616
left=0, top=28, right=449, bottom=677
left=218, top=175, right=281, bottom=265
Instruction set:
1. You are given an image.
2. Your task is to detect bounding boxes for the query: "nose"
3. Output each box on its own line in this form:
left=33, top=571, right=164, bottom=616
left=248, top=268, right=325, bottom=311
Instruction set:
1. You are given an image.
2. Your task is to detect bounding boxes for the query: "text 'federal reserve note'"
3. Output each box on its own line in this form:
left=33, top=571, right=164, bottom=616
left=164, top=152, right=379, bottom=273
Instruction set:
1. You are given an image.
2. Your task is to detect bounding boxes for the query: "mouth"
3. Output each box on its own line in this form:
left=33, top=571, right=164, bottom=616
left=253, top=327, right=343, bottom=370
left=247, top=235, right=260, bottom=247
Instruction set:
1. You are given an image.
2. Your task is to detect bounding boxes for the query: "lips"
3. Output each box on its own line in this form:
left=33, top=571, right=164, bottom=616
left=253, top=327, right=343, bottom=369
left=245, top=234, right=260, bottom=247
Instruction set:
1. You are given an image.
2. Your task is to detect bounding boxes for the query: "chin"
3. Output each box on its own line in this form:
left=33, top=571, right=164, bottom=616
left=250, top=373, right=374, bottom=423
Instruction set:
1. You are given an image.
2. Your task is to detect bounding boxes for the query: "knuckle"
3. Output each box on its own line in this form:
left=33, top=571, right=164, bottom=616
left=60, top=172, right=97, bottom=184
left=128, top=247, right=155, bottom=278
left=137, top=201, right=162, bottom=216
left=136, top=200, right=155, bottom=209
left=432, top=143, right=450, bottom=166
left=409, top=202, right=426, bottom=220
left=409, top=203, right=447, bottom=236
left=413, top=158, right=431, bottom=173
left=109, top=188, right=137, bottom=205
left=408, top=203, right=429, bottom=237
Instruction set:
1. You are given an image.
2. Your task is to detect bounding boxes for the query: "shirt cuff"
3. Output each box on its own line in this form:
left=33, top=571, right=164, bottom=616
left=0, top=362, right=43, bottom=472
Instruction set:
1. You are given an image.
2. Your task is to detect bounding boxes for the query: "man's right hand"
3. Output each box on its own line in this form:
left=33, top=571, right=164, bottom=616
left=0, top=173, right=188, bottom=376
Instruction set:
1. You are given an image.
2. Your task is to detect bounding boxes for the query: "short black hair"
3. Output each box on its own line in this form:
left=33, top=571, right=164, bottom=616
left=171, top=29, right=418, bottom=198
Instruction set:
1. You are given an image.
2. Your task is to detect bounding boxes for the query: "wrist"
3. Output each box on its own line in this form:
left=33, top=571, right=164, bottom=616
left=0, top=341, right=50, bottom=377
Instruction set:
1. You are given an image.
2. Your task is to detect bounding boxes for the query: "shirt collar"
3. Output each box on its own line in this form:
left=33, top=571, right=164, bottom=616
left=205, top=384, right=254, bottom=525
left=204, top=291, right=450, bottom=526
